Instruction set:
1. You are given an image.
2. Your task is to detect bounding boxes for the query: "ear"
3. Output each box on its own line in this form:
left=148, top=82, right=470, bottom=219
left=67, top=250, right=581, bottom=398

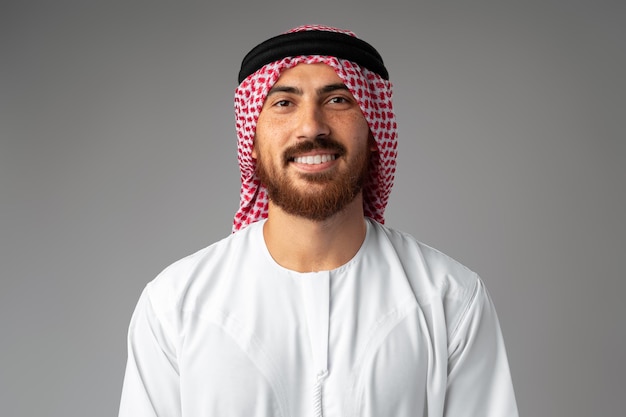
left=368, top=132, right=377, bottom=151
left=251, top=139, right=258, bottom=159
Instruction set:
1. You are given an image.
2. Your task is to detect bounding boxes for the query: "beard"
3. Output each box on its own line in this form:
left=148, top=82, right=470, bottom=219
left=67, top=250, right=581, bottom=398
left=255, top=137, right=372, bottom=221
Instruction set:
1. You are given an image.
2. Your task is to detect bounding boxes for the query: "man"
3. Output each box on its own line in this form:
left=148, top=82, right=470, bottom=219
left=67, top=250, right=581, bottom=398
left=119, top=25, right=519, bottom=416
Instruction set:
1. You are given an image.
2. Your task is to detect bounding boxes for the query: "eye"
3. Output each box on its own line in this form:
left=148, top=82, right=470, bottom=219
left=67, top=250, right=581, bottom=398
left=274, top=99, right=292, bottom=107
left=328, top=96, right=349, bottom=104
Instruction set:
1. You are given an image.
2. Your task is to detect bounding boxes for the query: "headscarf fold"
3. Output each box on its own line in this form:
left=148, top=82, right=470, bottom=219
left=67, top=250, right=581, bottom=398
left=233, top=25, right=397, bottom=232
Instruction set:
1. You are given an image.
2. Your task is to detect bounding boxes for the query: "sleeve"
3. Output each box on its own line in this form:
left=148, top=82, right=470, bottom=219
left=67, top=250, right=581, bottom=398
left=444, top=278, right=519, bottom=417
left=118, top=286, right=181, bottom=417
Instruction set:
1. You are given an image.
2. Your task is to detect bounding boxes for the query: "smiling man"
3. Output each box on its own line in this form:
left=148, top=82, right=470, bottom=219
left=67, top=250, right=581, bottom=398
left=118, top=25, right=519, bottom=417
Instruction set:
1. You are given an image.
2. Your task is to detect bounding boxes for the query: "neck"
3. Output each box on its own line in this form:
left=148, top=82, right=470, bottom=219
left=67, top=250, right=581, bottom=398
left=263, top=196, right=368, bottom=272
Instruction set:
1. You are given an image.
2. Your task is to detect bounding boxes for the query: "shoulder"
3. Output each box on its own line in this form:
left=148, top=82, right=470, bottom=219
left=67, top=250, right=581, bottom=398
left=143, top=221, right=263, bottom=313
left=370, top=220, right=478, bottom=290
left=368, top=220, right=483, bottom=332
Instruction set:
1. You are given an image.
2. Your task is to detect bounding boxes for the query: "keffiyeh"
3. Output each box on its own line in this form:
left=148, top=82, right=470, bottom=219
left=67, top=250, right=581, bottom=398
left=233, top=25, right=398, bottom=232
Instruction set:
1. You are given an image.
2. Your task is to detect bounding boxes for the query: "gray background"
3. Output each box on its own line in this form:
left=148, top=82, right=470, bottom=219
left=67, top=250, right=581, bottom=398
left=1, top=1, right=624, bottom=416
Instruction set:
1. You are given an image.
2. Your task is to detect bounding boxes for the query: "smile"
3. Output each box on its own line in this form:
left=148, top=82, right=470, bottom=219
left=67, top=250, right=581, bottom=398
left=292, top=154, right=337, bottom=165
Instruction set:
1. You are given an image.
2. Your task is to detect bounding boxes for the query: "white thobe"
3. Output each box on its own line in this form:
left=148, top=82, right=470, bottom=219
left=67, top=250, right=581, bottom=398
left=119, top=219, right=518, bottom=416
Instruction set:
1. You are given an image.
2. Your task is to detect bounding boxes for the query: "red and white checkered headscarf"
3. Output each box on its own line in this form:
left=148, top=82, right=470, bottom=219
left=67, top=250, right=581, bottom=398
left=233, top=25, right=397, bottom=232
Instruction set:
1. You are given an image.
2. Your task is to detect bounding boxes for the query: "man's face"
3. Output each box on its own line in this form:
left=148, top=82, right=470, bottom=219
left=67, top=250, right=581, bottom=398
left=252, top=63, right=374, bottom=221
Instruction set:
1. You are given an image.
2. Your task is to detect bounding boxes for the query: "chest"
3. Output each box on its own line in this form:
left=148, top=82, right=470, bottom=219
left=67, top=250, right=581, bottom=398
left=177, top=269, right=436, bottom=416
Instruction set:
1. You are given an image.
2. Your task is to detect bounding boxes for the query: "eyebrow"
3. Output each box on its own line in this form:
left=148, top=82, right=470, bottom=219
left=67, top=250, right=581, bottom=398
left=318, top=83, right=351, bottom=95
left=267, top=83, right=350, bottom=97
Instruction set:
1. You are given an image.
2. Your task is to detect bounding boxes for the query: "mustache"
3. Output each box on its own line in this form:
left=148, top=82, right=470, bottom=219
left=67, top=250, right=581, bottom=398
left=283, top=137, right=347, bottom=164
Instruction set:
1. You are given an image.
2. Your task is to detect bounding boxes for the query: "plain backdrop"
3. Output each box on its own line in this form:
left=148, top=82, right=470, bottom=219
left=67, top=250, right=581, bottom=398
left=1, top=1, right=624, bottom=416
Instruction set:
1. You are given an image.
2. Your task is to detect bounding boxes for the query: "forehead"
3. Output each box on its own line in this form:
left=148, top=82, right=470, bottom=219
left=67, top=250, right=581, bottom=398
left=272, top=63, right=344, bottom=87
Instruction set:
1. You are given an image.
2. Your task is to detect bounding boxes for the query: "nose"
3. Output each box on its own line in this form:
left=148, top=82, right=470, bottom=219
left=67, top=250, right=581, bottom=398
left=296, top=103, right=330, bottom=139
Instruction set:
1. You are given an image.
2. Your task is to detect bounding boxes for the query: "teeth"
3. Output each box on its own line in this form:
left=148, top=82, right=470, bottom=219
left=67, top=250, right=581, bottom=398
left=293, top=154, right=336, bottom=165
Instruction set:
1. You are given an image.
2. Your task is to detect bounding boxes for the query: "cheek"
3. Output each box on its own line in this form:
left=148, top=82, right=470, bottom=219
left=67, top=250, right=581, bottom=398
left=253, top=115, right=278, bottom=160
left=354, top=116, right=374, bottom=150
